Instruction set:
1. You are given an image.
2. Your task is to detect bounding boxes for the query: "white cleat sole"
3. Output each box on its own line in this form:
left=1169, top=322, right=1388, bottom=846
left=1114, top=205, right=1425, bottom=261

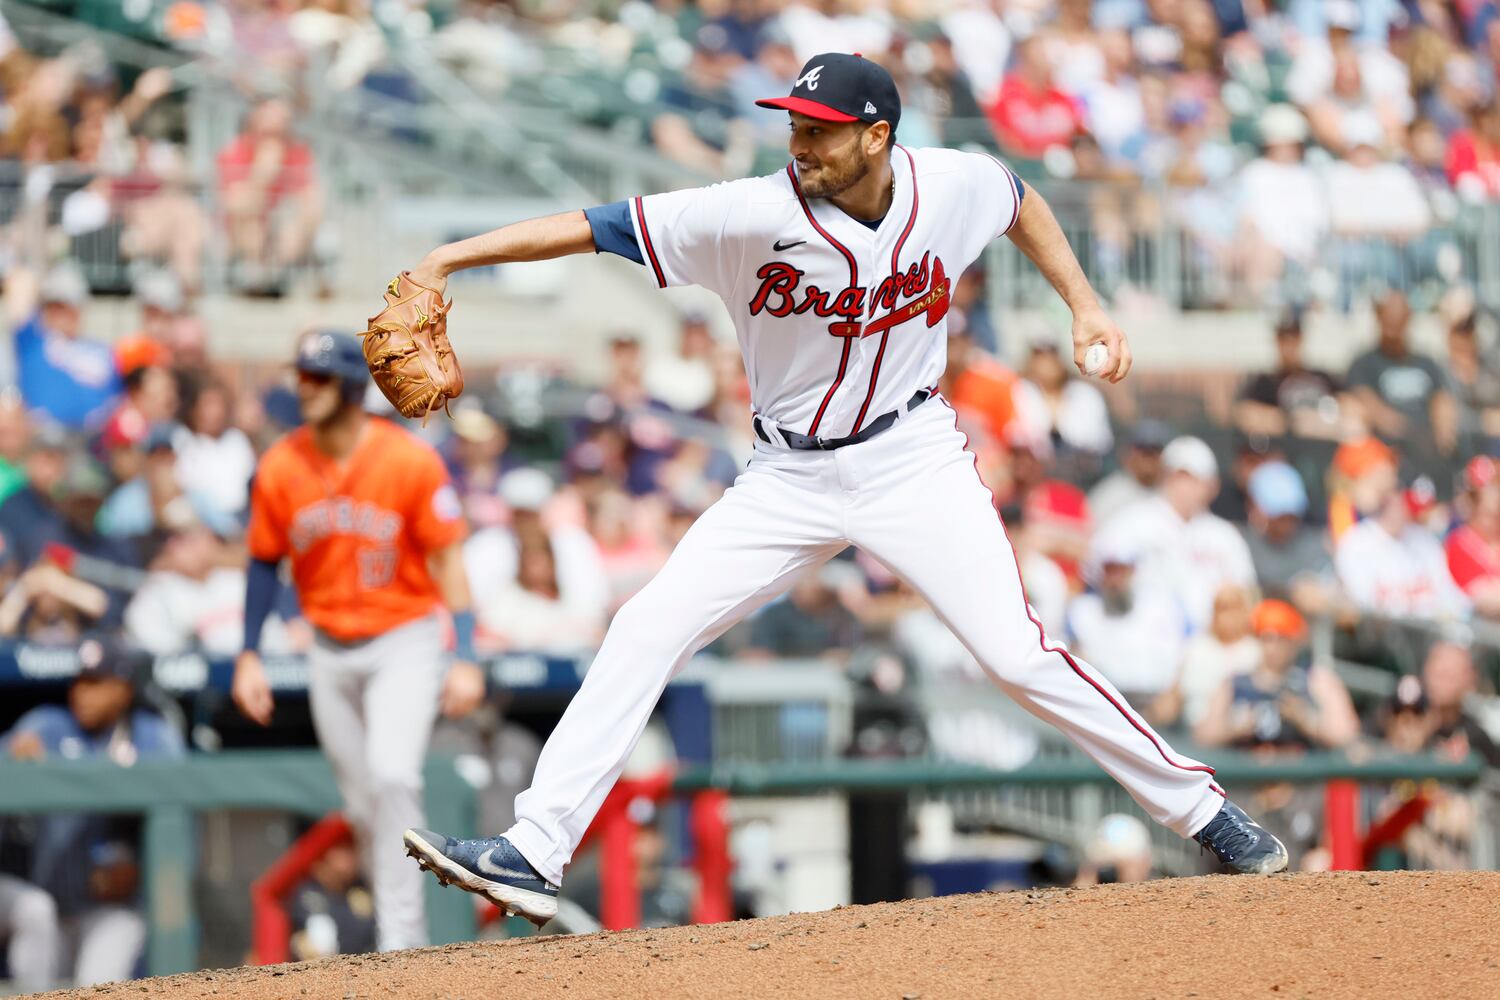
left=402, top=829, right=559, bottom=927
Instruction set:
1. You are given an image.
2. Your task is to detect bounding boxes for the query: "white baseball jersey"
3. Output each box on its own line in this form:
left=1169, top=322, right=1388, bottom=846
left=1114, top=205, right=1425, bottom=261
left=626, top=146, right=1024, bottom=439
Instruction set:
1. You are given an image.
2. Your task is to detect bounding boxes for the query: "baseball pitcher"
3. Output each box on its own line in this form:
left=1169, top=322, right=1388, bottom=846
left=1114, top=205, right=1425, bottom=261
left=233, top=331, right=486, bottom=950
left=401, top=54, right=1288, bottom=926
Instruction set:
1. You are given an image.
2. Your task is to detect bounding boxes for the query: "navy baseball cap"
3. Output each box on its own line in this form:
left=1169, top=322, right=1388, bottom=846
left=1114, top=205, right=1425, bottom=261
left=756, top=52, right=901, bottom=132
left=296, top=329, right=368, bottom=382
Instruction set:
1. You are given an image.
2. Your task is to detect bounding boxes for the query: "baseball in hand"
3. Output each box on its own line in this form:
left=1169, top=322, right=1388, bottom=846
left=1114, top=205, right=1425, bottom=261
left=1083, top=343, right=1109, bottom=377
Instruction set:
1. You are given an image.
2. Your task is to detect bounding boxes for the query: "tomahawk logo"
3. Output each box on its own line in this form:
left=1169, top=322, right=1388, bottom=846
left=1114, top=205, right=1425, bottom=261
left=796, top=66, right=823, bottom=90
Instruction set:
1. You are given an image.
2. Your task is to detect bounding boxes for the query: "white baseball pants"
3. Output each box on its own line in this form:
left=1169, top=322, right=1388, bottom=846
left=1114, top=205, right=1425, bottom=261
left=505, top=398, right=1225, bottom=884
left=308, top=613, right=445, bottom=951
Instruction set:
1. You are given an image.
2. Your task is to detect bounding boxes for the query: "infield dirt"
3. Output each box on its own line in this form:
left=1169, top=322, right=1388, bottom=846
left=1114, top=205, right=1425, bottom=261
left=33, top=870, right=1500, bottom=999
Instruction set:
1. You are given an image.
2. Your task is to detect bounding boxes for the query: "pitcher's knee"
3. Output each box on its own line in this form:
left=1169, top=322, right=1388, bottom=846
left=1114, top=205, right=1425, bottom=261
left=600, top=595, right=699, bottom=667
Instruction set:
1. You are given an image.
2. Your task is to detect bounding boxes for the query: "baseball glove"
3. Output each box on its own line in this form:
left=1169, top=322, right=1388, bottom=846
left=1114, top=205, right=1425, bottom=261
left=361, top=271, right=464, bottom=421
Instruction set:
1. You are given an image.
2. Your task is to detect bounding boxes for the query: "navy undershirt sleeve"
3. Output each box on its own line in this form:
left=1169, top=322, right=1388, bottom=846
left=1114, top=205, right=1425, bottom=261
left=1014, top=173, right=1026, bottom=205
left=243, top=557, right=279, bottom=653
left=584, top=201, right=645, bottom=265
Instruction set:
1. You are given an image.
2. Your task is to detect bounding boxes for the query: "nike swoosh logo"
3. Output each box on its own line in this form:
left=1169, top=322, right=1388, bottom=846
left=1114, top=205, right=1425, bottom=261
left=476, top=849, right=536, bottom=882
left=773, top=239, right=806, bottom=251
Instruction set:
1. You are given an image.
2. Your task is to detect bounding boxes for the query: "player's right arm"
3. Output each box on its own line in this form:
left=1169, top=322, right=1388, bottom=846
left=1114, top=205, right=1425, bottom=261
left=408, top=211, right=597, bottom=292
left=408, top=181, right=751, bottom=297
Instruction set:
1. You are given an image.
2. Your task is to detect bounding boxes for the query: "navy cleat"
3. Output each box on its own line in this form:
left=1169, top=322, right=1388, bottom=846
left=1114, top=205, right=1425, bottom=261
left=1192, top=800, right=1290, bottom=875
left=403, top=829, right=559, bottom=926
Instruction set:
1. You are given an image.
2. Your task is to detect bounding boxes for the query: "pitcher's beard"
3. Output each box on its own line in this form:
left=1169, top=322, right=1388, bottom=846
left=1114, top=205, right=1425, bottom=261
left=797, top=151, right=870, bottom=199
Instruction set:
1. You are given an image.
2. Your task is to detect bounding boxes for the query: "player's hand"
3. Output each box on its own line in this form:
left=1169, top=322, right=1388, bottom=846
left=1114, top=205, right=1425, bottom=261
left=1072, top=307, right=1132, bottom=384
left=232, top=650, right=275, bottom=726
left=440, top=660, right=487, bottom=719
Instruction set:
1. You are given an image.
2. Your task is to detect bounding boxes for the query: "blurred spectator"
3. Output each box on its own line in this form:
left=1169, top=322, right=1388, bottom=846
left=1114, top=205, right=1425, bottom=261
left=645, top=312, right=718, bottom=415
left=1346, top=291, right=1457, bottom=453
left=1101, top=436, right=1256, bottom=631
left=444, top=408, right=512, bottom=528
left=1081, top=30, right=1145, bottom=166
left=105, top=366, right=179, bottom=463
left=465, top=468, right=609, bottom=646
left=2, top=637, right=183, bottom=987
left=0, top=423, right=69, bottom=557
left=1325, top=115, right=1432, bottom=295
left=288, top=840, right=376, bottom=960
left=172, top=376, right=256, bottom=522
left=1446, top=98, right=1500, bottom=201
left=1419, top=641, right=1500, bottom=766
left=651, top=37, right=751, bottom=178
left=217, top=97, right=323, bottom=293
left=1242, top=461, right=1339, bottom=614
left=1012, top=335, right=1114, bottom=459
left=1086, top=419, right=1171, bottom=524
left=1335, top=479, right=1469, bottom=620
left=1444, top=309, right=1500, bottom=448
left=1066, top=529, right=1188, bottom=707
left=99, top=425, right=236, bottom=540
left=1234, top=105, right=1327, bottom=303
left=0, top=394, right=31, bottom=504
left=1195, top=599, right=1359, bottom=750
left=1286, top=1, right=1412, bottom=144
left=7, top=264, right=121, bottom=430
left=113, top=273, right=184, bottom=379
left=126, top=524, right=290, bottom=658
left=744, top=562, right=860, bottom=662
left=1446, top=458, right=1500, bottom=620
left=1327, top=434, right=1399, bottom=540
left=1234, top=310, right=1348, bottom=441
left=1154, top=583, right=1259, bottom=729
left=940, top=327, right=1020, bottom=452
left=474, top=531, right=604, bottom=656
left=118, top=144, right=209, bottom=294
left=987, top=33, right=1083, bottom=160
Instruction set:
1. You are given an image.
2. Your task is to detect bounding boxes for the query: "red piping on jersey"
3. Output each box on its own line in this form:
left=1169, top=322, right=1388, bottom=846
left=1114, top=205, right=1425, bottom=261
left=633, top=196, right=667, bottom=288
left=936, top=394, right=1221, bottom=783
left=787, top=162, right=860, bottom=437
left=850, top=145, right=920, bottom=434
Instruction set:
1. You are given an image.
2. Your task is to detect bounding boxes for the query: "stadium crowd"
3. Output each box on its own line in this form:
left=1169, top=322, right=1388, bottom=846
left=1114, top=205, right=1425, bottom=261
left=0, top=0, right=1498, bottom=988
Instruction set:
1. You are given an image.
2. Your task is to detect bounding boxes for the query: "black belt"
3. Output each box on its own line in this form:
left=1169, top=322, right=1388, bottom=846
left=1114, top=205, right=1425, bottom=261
left=754, top=389, right=934, bottom=451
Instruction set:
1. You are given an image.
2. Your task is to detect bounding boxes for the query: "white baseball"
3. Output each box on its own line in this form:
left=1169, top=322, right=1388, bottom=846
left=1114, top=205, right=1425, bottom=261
left=1083, top=342, right=1109, bottom=377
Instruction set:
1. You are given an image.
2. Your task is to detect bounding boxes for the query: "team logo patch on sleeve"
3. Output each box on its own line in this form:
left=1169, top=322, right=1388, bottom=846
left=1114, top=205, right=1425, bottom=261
left=432, top=484, right=463, bottom=522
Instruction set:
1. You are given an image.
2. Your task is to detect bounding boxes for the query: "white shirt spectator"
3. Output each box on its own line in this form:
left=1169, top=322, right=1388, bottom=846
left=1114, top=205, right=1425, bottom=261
left=1012, top=378, right=1115, bottom=456
left=126, top=567, right=294, bottom=658
left=1286, top=42, right=1414, bottom=124
left=173, top=426, right=257, bottom=518
left=1175, top=633, right=1260, bottom=727
left=1087, top=471, right=1154, bottom=526
left=939, top=2, right=1011, bottom=104
left=1326, top=155, right=1430, bottom=238
left=1066, top=588, right=1189, bottom=698
left=1335, top=519, right=1470, bottom=619
left=1103, top=495, right=1258, bottom=631
left=464, top=525, right=609, bottom=627
left=1237, top=157, right=1329, bottom=262
left=475, top=581, right=602, bottom=656
left=1021, top=550, right=1069, bottom=640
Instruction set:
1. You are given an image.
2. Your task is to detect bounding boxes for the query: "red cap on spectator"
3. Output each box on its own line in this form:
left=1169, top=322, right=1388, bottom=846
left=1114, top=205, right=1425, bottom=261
left=115, top=336, right=169, bottom=378
left=100, top=407, right=148, bottom=451
left=1333, top=436, right=1396, bottom=480
left=1024, top=481, right=1090, bottom=529
left=1252, top=599, right=1307, bottom=640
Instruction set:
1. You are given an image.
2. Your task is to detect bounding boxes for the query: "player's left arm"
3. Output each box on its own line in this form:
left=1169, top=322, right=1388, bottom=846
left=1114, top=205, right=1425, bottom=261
left=1005, top=189, right=1132, bottom=384
left=428, top=540, right=486, bottom=719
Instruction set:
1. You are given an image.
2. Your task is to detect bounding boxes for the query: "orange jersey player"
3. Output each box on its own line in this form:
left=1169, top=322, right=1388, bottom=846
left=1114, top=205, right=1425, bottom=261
left=231, top=330, right=486, bottom=951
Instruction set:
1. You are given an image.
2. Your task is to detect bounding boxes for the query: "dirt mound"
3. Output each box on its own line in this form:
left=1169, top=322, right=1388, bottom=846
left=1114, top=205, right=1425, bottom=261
left=36, top=871, right=1500, bottom=1000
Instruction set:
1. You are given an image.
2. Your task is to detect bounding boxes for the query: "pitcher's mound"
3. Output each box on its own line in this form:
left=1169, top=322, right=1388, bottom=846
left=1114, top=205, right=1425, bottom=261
left=35, top=871, right=1500, bottom=999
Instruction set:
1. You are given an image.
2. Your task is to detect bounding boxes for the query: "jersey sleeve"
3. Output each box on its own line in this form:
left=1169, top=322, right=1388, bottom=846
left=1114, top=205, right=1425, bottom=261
left=246, top=466, right=290, bottom=562
left=408, top=448, right=466, bottom=551
left=628, top=181, right=750, bottom=296
left=959, top=151, right=1026, bottom=243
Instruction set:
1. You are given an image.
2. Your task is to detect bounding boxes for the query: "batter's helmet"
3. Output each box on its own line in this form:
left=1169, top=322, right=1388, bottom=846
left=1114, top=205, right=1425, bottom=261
left=295, top=330, right=368, bottom=403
